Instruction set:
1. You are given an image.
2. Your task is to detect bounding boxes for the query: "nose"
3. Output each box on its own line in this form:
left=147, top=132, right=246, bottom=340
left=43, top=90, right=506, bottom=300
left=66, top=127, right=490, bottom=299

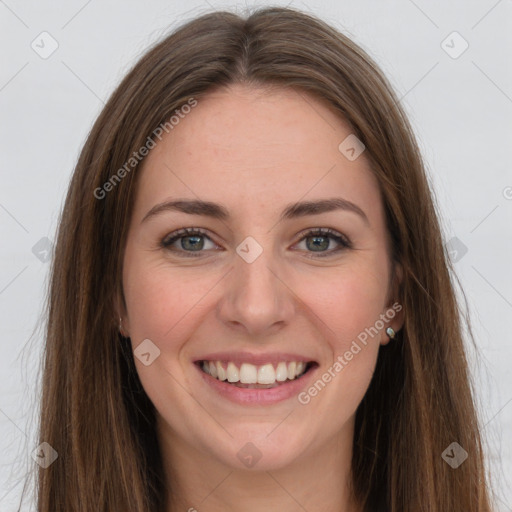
left=216, top=247, right=296, bottom=337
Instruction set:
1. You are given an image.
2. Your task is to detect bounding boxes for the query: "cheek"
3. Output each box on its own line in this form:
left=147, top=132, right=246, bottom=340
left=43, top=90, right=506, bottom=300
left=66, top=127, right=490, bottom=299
left=291, top=268, right=385, bottom=443
left=300, top=275, right=384, bottom=406
left=301, top=262, right=388, bottom=346
left=122, top=255, right=222, bottom=345
left=295, top=261, right=387, bottom=399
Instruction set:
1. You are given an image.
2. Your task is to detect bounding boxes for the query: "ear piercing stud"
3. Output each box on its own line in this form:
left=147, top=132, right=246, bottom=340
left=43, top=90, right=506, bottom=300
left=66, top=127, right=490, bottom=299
left=386, top=327, right=396, bottom=339
left=119, top=317, right=126, bottom=337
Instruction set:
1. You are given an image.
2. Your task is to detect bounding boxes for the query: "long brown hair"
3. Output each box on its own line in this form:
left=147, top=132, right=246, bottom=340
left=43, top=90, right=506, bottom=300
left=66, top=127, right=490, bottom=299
left=24, top=6, right=495, bottom=511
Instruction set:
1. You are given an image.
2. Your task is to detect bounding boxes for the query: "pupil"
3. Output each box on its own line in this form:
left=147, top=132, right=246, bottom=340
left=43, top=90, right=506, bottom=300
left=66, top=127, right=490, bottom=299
left=307, top=236, right=328, bottom=251
left=182, top=235, right=204, bottom=251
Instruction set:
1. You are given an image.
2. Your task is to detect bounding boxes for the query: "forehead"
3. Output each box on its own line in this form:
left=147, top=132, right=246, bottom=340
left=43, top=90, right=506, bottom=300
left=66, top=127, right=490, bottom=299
left=133, top=84, right=382, bottom=225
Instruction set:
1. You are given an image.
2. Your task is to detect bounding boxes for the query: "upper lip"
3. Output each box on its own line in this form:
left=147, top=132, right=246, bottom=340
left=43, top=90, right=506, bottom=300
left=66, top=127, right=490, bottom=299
left=194, top=351, right=318, bottom=367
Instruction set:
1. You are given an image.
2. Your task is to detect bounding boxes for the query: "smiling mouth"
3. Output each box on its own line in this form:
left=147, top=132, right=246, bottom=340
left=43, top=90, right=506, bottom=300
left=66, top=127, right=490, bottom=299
left=195, top=360, right=318, bottom=389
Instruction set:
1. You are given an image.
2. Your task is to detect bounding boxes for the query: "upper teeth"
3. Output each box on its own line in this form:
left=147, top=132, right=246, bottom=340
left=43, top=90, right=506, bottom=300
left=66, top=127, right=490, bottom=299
left=201, top=361, right=308, bottom=384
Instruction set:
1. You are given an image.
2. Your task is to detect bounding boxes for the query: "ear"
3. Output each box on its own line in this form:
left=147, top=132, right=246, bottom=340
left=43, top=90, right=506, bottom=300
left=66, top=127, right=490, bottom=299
left=114, top=287, right=130, bottom=337
left=381, top=262, right=404, bottom=345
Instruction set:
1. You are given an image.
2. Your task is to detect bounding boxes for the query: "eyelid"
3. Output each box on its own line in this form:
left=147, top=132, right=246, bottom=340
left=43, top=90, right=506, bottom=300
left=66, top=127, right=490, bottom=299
left=294, top=227, right=351, bottom=247
left=292, top=227, right=352, bottom=258
left=161, top=227, right=220, bottom=254
left=160, top=226, right=352, bottom=257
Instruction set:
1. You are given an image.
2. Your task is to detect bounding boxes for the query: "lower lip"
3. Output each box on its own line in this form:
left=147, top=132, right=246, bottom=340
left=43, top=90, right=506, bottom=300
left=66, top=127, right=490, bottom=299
left=195, top=362, right=318, bottom=405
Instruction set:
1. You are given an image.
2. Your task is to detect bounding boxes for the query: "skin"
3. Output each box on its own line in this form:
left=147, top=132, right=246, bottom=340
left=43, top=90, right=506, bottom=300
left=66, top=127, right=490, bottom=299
left=120, top=84, right=404, bottom=512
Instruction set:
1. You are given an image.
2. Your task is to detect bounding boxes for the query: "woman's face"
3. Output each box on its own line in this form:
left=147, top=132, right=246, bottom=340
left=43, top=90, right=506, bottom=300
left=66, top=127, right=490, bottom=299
left=121, top=84, right=402, bottom=472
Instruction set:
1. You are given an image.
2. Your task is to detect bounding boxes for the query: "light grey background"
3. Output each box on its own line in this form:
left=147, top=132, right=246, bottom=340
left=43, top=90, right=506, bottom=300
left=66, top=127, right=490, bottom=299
left=1, top=0, right=511, bottom=510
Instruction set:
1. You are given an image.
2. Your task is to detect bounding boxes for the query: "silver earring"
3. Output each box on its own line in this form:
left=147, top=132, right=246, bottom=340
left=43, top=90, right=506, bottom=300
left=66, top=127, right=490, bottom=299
left=386, top=327, right=396, bottom=339
left=119, top=317, right=124, bottom=336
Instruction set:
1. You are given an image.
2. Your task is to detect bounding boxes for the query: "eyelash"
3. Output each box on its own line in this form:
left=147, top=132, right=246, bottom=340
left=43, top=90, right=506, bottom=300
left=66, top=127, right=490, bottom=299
left=160, top=227, right=352, bottom=258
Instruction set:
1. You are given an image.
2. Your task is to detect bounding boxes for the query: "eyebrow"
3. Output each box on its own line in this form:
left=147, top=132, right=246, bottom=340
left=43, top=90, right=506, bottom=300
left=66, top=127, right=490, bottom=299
left=141, top=197, right=370, bottom=226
